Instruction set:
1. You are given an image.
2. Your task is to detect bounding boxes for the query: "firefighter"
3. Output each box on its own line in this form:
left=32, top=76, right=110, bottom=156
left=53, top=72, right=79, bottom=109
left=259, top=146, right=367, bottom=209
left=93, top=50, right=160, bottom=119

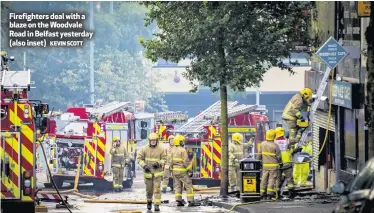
left=257, top=129, right=282, bottom=200
left=110, top=136, right=128, bottom=192
left=229, top=133, right=244, bottom=191
left=294, top=132, right=313, bottom=187
left=274, top=127, right=295, bottom=198
left=282, top=88, right=313, bottom=147
left=169, top=135, right=196, bottom=207
left=137, top=133, right=166, bottom=212
left=162, top=135, right=175, bottom=193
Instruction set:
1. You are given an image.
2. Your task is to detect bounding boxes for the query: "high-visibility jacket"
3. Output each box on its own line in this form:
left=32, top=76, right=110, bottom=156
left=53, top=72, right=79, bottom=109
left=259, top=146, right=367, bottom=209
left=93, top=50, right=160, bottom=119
left=164, top=146, right=173, bottom=169
left=229, top=141, right=243, bottom=166
left=110, top=145, right=128, bottom=168
left=257, top=140, right=281, bottom=170
left=302, top=141, right=313, bottom=156
left=137, top=144, right=166, bottom=179
left=282, top=93, right=305, bottom=121
left=274, top=136, right=293, bottom=168
left=168, top=146, right=192, bottom=172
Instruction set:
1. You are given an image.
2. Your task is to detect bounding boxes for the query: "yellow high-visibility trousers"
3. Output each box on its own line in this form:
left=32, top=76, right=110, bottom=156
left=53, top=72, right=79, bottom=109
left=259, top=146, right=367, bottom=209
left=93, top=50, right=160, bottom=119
left=293, top=163, right=310, bottom=186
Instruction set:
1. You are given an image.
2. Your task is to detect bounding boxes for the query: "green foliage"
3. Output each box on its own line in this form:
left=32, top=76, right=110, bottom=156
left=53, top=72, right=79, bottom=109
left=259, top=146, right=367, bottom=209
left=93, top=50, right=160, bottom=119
left=141, top=1, right=312, bottom=92
left=1, top=1, right=165, bottom=111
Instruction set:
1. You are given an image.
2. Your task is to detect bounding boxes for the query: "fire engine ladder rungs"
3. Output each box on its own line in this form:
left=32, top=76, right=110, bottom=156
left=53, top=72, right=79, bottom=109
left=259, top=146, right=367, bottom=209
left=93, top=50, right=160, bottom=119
left=1, top=69, right=31, bottom=90
left=298, top=67, right=332, bottom=147
left=91, top=101, right=132, bottom=117
left=177, top=101, right=238, bottom=132
left=195, top=104, right=259, bottom=131
left=155, top=111, right=187, bottom=121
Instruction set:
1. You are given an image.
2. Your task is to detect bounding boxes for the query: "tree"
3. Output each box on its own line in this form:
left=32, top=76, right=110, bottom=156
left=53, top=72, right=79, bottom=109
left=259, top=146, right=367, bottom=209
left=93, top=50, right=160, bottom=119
left=140, top=1, right=311, bottom=197
left=366, top=3, right=374, bottom=158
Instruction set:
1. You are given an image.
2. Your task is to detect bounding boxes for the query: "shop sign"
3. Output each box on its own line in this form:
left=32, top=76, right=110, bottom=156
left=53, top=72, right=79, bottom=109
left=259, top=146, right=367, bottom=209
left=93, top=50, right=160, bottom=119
left=358, top=1, right=371, bottom=17
left=332, top=81, right=363, bottom=109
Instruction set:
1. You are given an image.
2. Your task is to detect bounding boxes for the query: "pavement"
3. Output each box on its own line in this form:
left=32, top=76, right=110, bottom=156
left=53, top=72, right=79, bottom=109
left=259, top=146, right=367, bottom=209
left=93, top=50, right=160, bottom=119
left=36, top=172, right=229, bottom=213
left=212, top=193, right=339, bottom=213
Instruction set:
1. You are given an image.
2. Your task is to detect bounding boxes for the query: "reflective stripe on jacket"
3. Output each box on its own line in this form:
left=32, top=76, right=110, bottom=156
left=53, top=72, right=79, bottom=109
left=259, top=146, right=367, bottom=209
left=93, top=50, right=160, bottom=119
left=257, top=140, right=281, bottom=170
left=137, top=144, right=166, bottom=178
left=111, top=145, right=128, bottom=168
left=168, top=146, right=192, bottom=172
left=282, top=93, right=304, bottom=120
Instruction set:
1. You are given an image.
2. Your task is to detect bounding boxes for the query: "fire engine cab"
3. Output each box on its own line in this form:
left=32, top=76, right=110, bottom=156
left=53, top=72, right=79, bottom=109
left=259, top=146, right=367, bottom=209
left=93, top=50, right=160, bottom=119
left=49, top=102, right=137, bottom=189
left=153, top=111, right=188, bottom=143
left=171, top=101, right=269, bottom=187
left=1, top=52, right=51, bottom=213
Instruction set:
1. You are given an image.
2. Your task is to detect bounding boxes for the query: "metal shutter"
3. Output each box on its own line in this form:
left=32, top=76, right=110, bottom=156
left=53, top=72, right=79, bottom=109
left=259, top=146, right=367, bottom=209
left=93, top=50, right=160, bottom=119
left=312, top=110, right=335, bottom=170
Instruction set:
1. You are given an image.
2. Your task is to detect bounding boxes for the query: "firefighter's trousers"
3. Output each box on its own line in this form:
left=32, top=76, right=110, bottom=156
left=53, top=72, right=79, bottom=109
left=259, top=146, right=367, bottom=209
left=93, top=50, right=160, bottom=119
left=162, top=168, right=171, bottom=190
left=144, top=172, right=163, bottom=205
left=283, top=120, right=302, bottom=145
left=275, top=165, right=294, bottom=191
left=229, top=164, right=240, bottom=189
left=112, top=167, right=124, bottom=189
left=293, top=162, right=310, bottom=186
left=173, top=170, right=194, bottom=202
left=260, top=169, right=278, bottom=197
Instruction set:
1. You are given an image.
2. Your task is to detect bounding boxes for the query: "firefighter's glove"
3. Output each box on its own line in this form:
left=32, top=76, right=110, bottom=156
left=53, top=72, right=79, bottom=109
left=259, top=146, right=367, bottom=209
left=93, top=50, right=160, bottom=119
left=279, top=162, right=283, bottom=169
left=144, top=165, right=151, bottom=173
left=152, top=162, right=160, bottom=169
left=187, top=170, right=193, bottom=177
left=292, top=147, right=302, bottom=155
left=234, top=159, right=239, bottom=163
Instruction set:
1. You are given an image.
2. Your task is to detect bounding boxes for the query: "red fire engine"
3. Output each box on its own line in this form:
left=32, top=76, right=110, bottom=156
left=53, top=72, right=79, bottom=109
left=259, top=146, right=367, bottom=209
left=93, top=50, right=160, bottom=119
left=50, top=102, right=137, bottom=189
left=170, top=101, right=269, bottom=187
left=153, top=111, right=188, bottom=143
left=1, top=53, right=51, bottom=213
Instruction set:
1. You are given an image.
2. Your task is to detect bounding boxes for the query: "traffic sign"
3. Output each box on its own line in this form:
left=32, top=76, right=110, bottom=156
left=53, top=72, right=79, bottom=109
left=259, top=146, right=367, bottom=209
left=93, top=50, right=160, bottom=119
left=315, top=37, right=348, bottom=69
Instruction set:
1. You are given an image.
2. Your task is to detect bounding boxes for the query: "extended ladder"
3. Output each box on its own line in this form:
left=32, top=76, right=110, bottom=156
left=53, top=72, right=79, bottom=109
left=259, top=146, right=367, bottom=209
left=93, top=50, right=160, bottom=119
left=297, top=67, right=332, bottom=147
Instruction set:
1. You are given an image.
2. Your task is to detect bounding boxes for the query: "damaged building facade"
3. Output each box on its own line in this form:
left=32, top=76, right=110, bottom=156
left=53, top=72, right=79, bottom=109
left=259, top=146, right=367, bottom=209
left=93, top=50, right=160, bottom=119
left=306, top=1, right=370, bottom=192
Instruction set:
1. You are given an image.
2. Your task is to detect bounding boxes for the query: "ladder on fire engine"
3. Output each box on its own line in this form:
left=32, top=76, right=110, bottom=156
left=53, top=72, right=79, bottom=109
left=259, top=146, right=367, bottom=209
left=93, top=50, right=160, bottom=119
left=155, top=111, right=188, bottom=122
left=176, top=101, right=260, bottom=133
left=297, top=67, right=332, bottom=147
left=1, top=69, right=32, bottom=91
left=89, top=101, right=133, bottom=119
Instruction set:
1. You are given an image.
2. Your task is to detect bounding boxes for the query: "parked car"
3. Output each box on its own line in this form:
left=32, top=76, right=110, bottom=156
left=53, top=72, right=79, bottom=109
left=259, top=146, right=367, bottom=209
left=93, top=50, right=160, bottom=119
left=331, top=157, right=374, bottom=213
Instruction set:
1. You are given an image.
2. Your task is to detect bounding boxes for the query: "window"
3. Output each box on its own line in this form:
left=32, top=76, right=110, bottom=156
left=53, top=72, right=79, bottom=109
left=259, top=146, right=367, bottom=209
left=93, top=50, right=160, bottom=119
left=348, top=158, right=374, bottom=192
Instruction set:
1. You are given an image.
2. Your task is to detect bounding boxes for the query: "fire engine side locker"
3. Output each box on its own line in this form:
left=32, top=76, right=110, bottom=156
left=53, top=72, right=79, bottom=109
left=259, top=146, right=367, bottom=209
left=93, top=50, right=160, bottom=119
left=0, top=132, right=21, bottom=199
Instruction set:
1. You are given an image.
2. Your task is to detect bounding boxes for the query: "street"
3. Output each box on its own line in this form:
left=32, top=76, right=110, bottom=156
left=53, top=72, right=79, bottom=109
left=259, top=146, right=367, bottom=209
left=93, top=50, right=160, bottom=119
left=38, top=171, right=229, bottom=213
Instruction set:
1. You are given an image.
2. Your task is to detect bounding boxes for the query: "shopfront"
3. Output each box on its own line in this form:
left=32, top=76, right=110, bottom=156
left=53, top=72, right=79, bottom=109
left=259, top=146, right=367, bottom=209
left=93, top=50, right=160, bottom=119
left=332, top=80, right=365, bottom=183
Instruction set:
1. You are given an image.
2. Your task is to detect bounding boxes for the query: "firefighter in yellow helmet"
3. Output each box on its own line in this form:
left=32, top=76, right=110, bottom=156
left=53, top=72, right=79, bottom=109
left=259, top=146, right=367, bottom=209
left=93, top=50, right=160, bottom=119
left=137, top=133, right=167, bottom=212
left=257, top=129, right=281, bottom=200
left=282, top=88, right=313, bottom=147
left=110, top=136, right=128, bottom=192
left=229, top=133, right=244, bottom=191
left=293, top=131, right=313, bottom=187
left=169, top=135, right=196, bottom=206
left=274, top=126, right=295, bottom=198
left=162, top=135, right=175, bottom=193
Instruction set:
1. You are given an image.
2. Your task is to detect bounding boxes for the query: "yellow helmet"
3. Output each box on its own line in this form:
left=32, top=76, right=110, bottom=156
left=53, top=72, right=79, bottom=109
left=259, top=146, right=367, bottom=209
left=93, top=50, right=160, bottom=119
left=265, top=129, right=276, bottom=141
left=231, top=133, right=243, bottom=144
left=173, top=134, right=185, bottom=146
left=113, top=136, right=120, bottom=142
left=274, top=127, right=285, bottom=138
left=148, top=133, right=159, bottom=141
left=300, top=88, right=313, bottom=100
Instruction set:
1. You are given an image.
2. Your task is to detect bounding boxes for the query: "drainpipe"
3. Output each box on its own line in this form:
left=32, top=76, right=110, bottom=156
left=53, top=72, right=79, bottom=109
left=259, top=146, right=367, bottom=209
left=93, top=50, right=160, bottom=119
left=335, top=106, right=341, bottom=183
